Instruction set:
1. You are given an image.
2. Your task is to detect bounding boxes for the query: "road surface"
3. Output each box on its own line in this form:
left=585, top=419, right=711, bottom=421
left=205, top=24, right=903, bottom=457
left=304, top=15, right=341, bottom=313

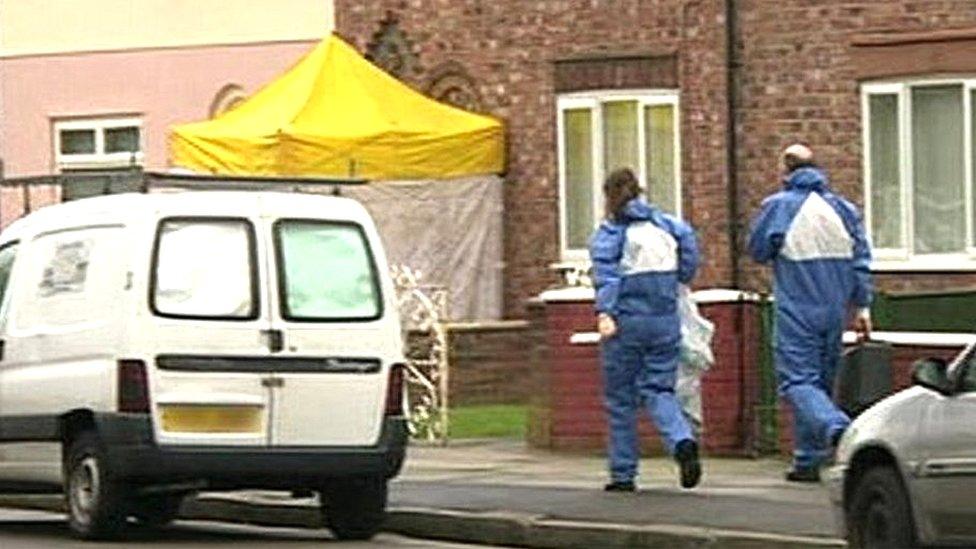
left=0, top=508, right=509, bottom=549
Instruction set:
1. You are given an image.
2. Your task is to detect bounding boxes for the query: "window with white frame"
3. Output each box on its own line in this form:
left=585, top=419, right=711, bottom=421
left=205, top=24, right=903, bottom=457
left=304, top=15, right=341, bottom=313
left=557, top=91, right=681, bottom=259
left=863, top=80, right=976, bottom=269
left=54, top=117, right=143, bottom=170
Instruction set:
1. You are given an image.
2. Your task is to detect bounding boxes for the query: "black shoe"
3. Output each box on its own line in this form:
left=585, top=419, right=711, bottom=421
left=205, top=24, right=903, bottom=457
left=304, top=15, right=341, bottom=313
left=603, top=481, right=636, bottom=492
left=785, top=467, right=821, bottom=483
left=675, top=440, right=702, bottom=489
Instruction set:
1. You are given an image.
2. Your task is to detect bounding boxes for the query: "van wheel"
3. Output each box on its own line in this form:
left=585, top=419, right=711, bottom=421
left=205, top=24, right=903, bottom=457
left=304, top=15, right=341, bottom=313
left=321, top=476, right=387, bottom=541
left=130, top=494, right=184, bottom=527
left=848, top=466, right=915, bottom=548
left=64, top=431, right=128, bottom=540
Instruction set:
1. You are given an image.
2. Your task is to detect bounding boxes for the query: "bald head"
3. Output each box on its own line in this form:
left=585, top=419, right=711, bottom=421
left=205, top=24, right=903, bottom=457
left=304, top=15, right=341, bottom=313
left=782, top=143, right=814, bottom=172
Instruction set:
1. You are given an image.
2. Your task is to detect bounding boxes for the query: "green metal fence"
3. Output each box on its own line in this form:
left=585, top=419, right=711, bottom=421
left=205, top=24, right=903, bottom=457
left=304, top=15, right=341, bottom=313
left=755, top=295, right=779, bottom=454
left=872, top=289, right=976, bottom=332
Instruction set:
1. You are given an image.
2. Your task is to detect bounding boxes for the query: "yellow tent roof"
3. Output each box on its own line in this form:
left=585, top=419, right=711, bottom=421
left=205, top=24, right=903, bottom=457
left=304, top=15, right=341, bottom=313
left=170, top=35, right=504, bottom=179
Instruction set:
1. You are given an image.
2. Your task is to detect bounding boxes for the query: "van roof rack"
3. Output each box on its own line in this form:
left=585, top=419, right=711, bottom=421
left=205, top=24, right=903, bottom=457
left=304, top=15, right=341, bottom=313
left=144, top=171, right=368, bottom=196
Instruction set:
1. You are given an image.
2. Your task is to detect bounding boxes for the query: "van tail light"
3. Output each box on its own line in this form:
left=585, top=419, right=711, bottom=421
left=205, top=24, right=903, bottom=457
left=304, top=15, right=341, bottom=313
left=118, top=359, right=150, bottom=414
left=385, top=363, right=406, bottom=417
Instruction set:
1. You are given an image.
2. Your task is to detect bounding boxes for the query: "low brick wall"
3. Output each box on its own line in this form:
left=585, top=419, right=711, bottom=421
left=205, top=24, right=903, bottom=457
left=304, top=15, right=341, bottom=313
left=527, top=290, right=766, bottom=456
left=446, top=321, right=536, bottom=406
left=405, top=320, right=539, bottom=408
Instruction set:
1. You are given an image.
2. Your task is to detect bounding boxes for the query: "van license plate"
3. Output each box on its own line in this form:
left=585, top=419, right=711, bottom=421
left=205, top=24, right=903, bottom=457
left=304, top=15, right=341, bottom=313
left=160, top=405, right=263, bottom=434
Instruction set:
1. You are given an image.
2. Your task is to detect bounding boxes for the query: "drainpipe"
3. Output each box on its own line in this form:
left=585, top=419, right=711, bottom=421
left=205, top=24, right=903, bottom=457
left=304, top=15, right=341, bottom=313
left=725, top=0, right=742, bottom=290
left=723, top=0, right=759, bottom=453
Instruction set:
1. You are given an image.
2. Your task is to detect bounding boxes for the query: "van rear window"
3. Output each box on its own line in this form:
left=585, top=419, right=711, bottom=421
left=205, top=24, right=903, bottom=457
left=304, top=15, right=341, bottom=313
left=274, top=220, right=381, bottom=321
left=0, top=243, right=18, bottom=309
left=152, top=218, right=257, bottom=320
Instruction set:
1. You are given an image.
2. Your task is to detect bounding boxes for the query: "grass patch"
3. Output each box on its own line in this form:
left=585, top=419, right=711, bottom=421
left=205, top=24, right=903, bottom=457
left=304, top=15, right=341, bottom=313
left=449, top=404, right=528, bottom=439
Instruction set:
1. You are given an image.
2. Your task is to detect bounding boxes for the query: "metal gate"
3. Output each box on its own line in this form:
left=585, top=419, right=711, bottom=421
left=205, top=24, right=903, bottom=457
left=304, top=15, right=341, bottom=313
left=391, top=265, right=450, bottom=443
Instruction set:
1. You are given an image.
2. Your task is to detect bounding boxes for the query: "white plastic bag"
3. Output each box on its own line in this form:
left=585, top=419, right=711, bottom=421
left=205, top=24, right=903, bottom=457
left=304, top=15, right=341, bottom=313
left=677, top=362, right=704, bottom=436
left=677, top=285, right=715, bottom=436
left=678, top=285, right=715, bottom=372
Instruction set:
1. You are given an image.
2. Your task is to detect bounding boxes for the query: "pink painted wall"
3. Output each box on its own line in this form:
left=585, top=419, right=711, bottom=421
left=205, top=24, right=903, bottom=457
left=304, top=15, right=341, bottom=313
left=0, top=184, right=60, bottom=230
left=0, top=40, right=318, bottom=177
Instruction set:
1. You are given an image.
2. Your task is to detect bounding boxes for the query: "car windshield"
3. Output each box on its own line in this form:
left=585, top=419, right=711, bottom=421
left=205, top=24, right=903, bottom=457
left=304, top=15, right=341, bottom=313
left=275, top=220, right=381, bottom=321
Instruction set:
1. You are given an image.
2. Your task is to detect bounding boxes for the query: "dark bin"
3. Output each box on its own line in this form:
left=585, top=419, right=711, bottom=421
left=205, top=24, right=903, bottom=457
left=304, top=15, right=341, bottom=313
left=835, top=340, right=894, bottom=417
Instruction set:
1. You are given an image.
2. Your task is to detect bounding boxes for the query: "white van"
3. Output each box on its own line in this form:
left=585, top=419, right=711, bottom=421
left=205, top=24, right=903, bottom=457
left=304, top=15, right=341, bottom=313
left=0, top=192, right=408, bottom=540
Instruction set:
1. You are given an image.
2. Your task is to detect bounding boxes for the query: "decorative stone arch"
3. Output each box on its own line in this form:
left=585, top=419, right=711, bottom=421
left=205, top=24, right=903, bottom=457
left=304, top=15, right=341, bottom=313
left=426, top=61, right=483, bottom=113
left=366, top=11, right=419, bottom=78
left=208, top=84, right=247, bottom=119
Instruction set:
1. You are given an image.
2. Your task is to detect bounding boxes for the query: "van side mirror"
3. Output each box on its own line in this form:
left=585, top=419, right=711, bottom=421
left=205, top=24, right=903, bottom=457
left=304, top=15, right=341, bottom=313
left=912, top=358, right=953, bottom=395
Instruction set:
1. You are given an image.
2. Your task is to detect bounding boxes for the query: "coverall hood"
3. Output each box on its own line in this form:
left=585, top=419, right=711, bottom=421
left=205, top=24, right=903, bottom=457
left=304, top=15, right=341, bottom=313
left=618, top=197, right=659, bottom=223
left=783, top=166, right=828, bottom=193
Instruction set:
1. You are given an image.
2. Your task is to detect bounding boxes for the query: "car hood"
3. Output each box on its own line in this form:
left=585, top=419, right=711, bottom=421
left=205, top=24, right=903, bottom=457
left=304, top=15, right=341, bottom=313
left=836, top=386, right=937, bottom=464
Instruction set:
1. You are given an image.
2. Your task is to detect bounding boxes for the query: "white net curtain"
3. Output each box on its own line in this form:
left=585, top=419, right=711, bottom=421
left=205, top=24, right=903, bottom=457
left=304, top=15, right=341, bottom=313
left=910, top=85, right=966, bottom=254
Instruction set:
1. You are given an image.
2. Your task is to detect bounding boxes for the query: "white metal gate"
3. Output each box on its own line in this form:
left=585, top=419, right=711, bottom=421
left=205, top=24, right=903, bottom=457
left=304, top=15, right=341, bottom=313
left=391, top=265, right=450, bottom=443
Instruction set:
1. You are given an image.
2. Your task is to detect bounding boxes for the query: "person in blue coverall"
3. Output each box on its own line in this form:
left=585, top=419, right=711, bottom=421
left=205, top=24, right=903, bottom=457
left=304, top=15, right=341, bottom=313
left=590, top=167, right=702, bottom=491
left=749, top=144, right=873, bottom=482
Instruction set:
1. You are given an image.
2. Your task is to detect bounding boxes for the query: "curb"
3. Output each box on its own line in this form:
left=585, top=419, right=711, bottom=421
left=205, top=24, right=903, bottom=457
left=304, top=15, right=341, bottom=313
left=0, top=494, right=846, bottom=548
left=385, top=508, right=846, bottom=549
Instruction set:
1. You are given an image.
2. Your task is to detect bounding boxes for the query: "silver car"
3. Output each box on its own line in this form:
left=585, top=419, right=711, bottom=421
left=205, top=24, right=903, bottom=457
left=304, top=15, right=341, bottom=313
left=828, top=343, right=976, bottom=548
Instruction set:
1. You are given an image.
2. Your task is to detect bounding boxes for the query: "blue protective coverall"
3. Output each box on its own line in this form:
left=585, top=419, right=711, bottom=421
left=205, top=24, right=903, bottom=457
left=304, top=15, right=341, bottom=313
left=590, top=197, right=699, bottom=484
left=748, top=167, right=873, bottom=469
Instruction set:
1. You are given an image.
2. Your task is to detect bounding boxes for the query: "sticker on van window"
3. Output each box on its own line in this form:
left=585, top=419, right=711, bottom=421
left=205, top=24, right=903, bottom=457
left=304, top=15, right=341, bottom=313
left=38, top=240, right=92, bottom=297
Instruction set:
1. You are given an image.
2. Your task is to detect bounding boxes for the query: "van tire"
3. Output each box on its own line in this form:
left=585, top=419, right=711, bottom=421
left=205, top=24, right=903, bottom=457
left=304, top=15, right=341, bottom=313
left=321, top=476, right=387, bottom=541
left=130, top=494, right=184, bottom=527
left=64, top=431, right=128, bottom=540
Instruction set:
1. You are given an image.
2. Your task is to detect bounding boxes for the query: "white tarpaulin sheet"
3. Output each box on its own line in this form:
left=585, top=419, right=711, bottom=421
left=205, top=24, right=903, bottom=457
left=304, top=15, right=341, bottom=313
left=147, top=174, right=504, bottom=321
left=343, top=176, right=503, bottom=321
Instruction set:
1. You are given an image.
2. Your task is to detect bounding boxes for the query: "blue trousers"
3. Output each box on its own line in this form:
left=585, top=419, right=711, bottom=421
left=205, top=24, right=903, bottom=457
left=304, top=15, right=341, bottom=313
left=775, top=307, right=851, bottom=469
left=601, top=317, right=694, bottom=483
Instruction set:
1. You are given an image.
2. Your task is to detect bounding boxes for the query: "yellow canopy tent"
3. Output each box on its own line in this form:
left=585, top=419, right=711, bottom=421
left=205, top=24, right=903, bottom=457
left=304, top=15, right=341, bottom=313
left=170, top=34, right=504, bottom=179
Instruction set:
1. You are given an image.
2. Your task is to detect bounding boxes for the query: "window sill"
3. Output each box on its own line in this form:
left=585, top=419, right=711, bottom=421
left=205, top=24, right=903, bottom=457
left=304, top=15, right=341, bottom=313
left=568, top=330, right=976, bottom=348
left=58, top=161, right=144, bottom=171
left=57, top=152, right=144, bottom=171
left=872, top=256, right=976, bottom=273
left=842, top=331, right=976, bottom=348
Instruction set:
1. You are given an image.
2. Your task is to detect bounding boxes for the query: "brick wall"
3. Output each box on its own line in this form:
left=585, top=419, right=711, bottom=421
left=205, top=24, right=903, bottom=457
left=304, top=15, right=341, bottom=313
left=735, top=1, right=976, bottom=295
left=334, top=0, right=733, bottom=317
left=336, top=1, right=976, bottom=313
left=528, top=297, right=765, bottom=456
left=406, top=320, right=540, bottom=407
left=526, top=299, right=553, bottom=446
left=446, top=321, right=536, bottom=406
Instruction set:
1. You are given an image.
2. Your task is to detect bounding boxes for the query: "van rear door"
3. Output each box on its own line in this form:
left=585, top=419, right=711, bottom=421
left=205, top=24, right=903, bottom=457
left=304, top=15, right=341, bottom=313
left=264, top=217, right=395, bottom=447
left=145, top=214, right=273, bottom=447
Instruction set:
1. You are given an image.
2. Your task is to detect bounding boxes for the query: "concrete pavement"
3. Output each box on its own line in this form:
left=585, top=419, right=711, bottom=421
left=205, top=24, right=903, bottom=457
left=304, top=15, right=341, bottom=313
left=394, top=439, right=837, bottom=538
left=195, top=440, right=845, bottom=547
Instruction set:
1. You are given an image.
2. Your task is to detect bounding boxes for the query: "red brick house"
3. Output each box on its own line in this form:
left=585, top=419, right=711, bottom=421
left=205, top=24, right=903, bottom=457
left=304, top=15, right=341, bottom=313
left=335, top=1, right=976, bottom=453
left=335, top=0, right=976, bottom=317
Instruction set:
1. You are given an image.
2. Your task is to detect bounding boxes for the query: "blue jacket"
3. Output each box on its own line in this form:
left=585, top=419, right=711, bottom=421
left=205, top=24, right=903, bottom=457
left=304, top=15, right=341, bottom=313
left=748, top=167, right=873, bottom=320
left=590, top=198, right=699, bottom=318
